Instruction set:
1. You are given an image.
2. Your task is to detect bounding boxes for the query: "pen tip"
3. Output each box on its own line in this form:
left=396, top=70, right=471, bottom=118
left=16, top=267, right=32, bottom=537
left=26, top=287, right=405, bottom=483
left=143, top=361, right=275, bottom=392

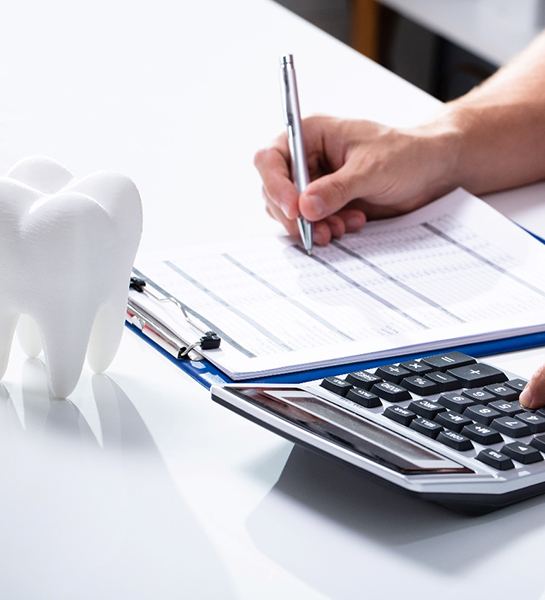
left=306, top=249, right=312, bottom=256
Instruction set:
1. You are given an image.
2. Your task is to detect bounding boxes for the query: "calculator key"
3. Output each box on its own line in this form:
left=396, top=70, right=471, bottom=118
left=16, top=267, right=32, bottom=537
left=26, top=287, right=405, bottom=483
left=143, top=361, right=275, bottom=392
left=447, top=363, right=507, bottom=388
left=421, top=351, right=476, bottom=371
left=425, top=371, right=460, bottom=391
left=515, top=412, right=545, bottom=433
left=476, top=449, right=514, bottom=470
left=371, top=381, right=411, bottom=402
left=409, top=399, right=445, bottom=419
left=400, top=360, right=433, bottom=375
left=345, top=370, right=382, bottom=389
left=462, top=423, right=503, bottom=445
left=491, top=416, right=531, bottom=438
left=435, top=411, right=472, bottom=432
left=437, top=430, right=474, bottom=451
left=506, top=379, right=527, bottom=392
left=401, top=376, right=440, bottom=396
left=530, top=434, right=545, bottom=452
left=346, top=387, right=382, bottom=408
left=437, top=392, right=475, bottom=412
left=461, top=388, right=496, bottom=404
left=375, top=365, right=411, bottom=384
left=489, top=400, right=523, bottom=417
left=384, top=405, right=416, bottom=426
left=485, top=384, right=519, bottom=401
left=410, top=417, right=443, bottom=438
left=320, top=377, right=352, bottom=396
left=502, top=442, right=543, bottom=465
left=464, top=404, right=501, bottom=425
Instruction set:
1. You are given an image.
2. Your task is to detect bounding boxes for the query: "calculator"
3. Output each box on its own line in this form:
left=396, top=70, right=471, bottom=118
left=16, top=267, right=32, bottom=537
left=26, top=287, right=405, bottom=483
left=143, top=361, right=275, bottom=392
left=210, top=352, right=545, bottom=513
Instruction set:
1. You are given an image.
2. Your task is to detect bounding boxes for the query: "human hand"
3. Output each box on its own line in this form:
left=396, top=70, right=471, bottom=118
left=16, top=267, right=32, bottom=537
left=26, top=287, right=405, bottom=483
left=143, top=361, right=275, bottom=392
left=254, top=115, right=462, bottom=245
left=519, top=366, right=545, bottom=409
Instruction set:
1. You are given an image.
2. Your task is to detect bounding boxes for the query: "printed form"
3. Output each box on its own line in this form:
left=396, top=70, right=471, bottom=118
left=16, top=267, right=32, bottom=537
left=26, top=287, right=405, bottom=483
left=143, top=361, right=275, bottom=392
left=135, top=189, right=545, bottom=379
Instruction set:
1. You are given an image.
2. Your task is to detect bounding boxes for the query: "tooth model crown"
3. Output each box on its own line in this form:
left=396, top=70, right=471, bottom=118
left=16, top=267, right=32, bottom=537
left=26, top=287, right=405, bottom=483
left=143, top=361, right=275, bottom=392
left=0, top=157, right=143, bottom=397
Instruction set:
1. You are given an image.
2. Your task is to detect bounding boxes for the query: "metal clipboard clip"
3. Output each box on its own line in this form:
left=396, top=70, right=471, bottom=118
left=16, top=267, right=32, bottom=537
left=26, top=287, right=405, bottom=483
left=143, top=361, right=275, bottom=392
left=127, top=276, right=221, bottom=360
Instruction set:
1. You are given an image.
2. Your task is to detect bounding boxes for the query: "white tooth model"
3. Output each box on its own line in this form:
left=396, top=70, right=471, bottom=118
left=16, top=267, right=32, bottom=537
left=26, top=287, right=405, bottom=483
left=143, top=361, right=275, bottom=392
left=0, top=157, right=143, bottom=398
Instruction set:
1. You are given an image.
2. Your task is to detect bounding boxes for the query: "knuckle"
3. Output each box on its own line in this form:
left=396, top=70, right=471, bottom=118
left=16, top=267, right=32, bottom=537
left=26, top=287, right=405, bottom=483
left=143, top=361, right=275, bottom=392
left=273, top=131, right=288, bottom=147
left=533, top=363, right=545, bottom=382
left=303, top=113, right=332, bottom=133
left=304, top=113, right=328, bottom=125
left=329, top=176, right=349, bottom=202
left=253, top=148, right=269, bottom=169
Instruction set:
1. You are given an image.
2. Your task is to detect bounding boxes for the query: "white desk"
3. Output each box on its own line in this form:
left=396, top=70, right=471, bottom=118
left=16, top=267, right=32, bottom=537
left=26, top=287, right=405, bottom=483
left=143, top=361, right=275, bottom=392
left=2, top=1, right=545, bottom=598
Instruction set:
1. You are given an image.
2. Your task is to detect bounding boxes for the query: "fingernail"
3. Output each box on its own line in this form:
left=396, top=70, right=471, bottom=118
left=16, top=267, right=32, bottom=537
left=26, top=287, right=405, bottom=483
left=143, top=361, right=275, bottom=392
left=519, top=388, right=532, bottom=408
left=280, top=201, right=292, bottom=219
left=305, top=195, right=326, bottom=219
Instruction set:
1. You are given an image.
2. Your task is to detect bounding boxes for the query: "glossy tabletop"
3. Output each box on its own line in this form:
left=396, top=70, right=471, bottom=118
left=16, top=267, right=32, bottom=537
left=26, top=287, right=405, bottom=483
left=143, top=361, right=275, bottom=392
left=2, top=1, right=545, bottom=598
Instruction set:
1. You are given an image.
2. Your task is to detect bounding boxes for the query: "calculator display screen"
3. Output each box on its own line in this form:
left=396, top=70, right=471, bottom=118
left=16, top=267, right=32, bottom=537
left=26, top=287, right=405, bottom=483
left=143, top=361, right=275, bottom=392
left=230, top=387, right=471, bottom=475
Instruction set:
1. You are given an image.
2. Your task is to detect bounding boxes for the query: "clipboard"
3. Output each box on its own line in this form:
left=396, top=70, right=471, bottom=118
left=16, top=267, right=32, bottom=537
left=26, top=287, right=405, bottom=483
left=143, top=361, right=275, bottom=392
left=126, top=228, right=545, bottom=390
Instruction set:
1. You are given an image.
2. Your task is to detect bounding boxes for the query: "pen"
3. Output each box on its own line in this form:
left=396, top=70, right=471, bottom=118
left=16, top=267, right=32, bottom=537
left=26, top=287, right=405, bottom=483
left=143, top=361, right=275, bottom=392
left=280, top=54, right=313, bottom=255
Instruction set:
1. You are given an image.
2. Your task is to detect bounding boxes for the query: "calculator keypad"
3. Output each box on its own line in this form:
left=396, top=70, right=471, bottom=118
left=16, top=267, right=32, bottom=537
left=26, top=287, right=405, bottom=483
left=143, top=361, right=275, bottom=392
left=318, top=352, right=542, bottom=474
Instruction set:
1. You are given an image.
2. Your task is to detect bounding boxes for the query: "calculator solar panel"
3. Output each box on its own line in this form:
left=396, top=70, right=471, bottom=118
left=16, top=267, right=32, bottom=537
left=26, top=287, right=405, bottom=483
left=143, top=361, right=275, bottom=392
left=211, top=352, right=545, bottom=513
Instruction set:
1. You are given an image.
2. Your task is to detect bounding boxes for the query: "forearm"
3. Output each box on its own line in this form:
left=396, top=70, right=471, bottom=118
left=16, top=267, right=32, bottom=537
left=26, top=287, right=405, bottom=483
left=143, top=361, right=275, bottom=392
left=438, top=32, right=545, bottom=194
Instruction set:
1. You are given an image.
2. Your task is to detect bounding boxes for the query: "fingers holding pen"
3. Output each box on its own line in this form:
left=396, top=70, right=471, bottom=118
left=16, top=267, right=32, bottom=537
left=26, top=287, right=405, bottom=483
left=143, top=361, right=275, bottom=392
left=263, top=187, right=334, bottom=246
left=263, top=188, right=299, bottom=237
left=254, top=141, right=299, bottom=220
left=256, top=129, right=367, bottom=244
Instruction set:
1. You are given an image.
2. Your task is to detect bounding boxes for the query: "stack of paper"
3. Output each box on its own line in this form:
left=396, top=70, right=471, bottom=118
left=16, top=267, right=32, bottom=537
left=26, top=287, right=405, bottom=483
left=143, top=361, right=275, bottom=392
left=135, top=189, right=545, bottom=379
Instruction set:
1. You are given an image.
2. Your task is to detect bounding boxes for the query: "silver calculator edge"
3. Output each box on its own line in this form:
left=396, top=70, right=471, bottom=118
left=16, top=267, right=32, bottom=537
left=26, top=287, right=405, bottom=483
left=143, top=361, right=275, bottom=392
left=210, top=367, right=545, bottom=512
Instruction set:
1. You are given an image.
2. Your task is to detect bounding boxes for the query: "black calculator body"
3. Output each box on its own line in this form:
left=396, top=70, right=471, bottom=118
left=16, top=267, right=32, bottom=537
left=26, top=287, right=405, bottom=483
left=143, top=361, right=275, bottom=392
left=211, top=352, right=545, bottom=513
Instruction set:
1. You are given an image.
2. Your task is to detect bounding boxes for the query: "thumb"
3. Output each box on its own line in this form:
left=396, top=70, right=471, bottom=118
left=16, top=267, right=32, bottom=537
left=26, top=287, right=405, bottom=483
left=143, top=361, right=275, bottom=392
left=299, top=165, right=362, bottom=221
left=520, top=364, right=545, bottom=409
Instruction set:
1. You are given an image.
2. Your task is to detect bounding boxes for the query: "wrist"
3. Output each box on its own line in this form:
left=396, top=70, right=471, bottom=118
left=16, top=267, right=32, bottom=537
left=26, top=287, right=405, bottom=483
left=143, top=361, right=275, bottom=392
left=428, top=104, right=478, bottom=190
left=406, top=108, right=469, bottom=195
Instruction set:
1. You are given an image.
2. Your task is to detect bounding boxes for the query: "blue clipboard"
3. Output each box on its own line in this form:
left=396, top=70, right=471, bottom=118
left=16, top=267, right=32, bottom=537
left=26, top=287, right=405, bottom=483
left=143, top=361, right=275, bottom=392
left=127, top=227, right=545, bottom=390
left=126, top=321, right=545, bottom=390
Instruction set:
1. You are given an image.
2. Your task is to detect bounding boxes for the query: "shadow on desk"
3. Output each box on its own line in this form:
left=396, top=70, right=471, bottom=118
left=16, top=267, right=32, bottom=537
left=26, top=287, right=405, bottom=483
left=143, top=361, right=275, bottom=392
left=247, top=445, right=545, bottom=598
left=0, top=359, right=235, bottom=600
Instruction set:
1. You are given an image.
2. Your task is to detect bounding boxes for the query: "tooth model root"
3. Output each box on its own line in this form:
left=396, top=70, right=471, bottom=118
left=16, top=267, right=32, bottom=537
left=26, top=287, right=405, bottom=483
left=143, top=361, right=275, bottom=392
left=39, top=312, right=95, bottom=399
left=0, top=157, right=143, bottom=398
left=0, top=314, right=18, bottom=380
left=18, top=315, right=43, bottom=358
left=87, top=287, right=130, bottom=373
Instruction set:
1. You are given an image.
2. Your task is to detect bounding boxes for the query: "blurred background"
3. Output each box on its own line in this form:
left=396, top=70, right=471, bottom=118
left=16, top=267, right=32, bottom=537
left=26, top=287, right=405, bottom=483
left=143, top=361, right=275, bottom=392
left=275, top=0, right=545, bottom=101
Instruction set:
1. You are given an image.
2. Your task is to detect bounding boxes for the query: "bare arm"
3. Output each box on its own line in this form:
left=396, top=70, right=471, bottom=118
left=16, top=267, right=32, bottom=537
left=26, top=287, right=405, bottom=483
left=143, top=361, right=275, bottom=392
left=255, top=32, right=545, bottom=408
left=448, top=31, right=545, bottom=194
left=256, top=32, right=545, bottom=244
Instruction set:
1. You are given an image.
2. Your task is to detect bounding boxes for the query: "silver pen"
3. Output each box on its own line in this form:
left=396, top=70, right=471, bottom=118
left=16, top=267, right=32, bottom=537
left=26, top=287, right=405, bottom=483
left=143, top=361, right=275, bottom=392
left=280, top=54, right=313, bottom=255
